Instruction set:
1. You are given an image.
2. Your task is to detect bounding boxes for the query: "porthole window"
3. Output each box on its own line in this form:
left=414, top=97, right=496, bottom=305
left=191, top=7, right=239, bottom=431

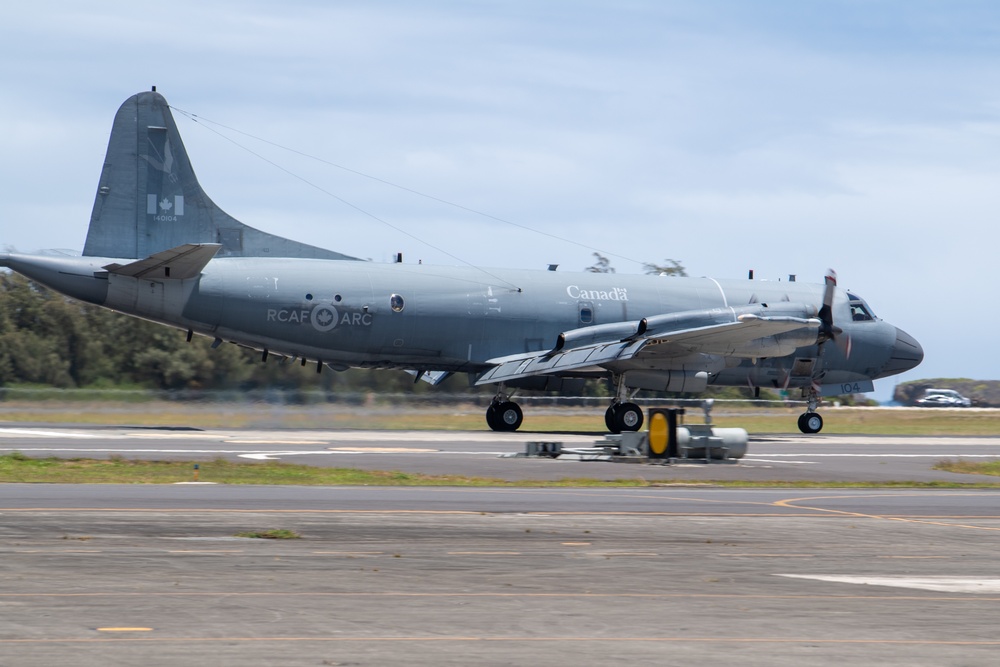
left=390, top=294, right=405, bottom=312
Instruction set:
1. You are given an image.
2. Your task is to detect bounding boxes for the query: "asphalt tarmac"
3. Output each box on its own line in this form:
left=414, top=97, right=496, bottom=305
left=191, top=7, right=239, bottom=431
left=2, top=423, right=1000, bottom=482
left=2, top=426, right=1000, bottom=665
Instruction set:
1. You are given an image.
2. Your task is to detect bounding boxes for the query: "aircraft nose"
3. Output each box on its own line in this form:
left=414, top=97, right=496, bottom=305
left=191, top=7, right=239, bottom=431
left=881, top=327, right=924, bottom=376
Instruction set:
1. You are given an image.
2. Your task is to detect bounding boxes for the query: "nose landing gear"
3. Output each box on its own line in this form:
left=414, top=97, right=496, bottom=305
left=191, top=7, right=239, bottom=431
left=798, top=388, right=824, bottom=434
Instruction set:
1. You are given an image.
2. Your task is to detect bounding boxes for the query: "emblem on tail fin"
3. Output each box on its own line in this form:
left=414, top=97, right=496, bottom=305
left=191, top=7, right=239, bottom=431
left=147, top=195, right=185, bottom=221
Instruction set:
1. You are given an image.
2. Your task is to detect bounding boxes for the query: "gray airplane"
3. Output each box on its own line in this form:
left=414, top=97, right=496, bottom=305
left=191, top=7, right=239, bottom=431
left=0, top=90, right=923, bottom=433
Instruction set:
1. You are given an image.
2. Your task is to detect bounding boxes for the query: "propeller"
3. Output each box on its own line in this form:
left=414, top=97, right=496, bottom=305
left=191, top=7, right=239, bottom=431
left=816, top=268, right=851, bottom=360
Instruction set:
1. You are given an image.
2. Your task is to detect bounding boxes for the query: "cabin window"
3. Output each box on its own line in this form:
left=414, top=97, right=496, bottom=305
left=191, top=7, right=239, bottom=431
left=850, top=302, right=873, bottom=321
left=390, top=294, right=405, bottom=313
left=579, top=304, right=594, bottom=324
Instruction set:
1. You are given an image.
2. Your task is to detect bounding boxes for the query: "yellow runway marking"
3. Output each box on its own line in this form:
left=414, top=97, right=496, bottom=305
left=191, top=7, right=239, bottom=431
left=773, top=493, right=1000, bottom=532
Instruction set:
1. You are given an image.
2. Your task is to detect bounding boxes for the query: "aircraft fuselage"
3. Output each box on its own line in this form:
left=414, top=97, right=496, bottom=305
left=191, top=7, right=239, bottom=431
left=3, top=252, right=909, bottom=392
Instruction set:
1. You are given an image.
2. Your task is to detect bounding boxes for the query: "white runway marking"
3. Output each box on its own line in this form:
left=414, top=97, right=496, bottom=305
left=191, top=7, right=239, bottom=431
left=0, top=428, right=104, bottom=439
left=0, top=447, right=505, bottom=458
left=239, top=450, right=505, bottom=459
left=754, top=453, right=1000, bottom=458
left=777, top=574, right=1000, bottom=594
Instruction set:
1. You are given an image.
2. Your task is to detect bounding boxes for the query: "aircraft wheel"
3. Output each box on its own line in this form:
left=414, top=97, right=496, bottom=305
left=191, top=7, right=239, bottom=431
left=486, top=404, right=501, bottom=431
left=614, top=402, right=644, bottom=433
left=604, top=405, right=617, bottom=433
left=798, top=412, right=823, bottom=434
left=493, top=401, right=523, bottom=432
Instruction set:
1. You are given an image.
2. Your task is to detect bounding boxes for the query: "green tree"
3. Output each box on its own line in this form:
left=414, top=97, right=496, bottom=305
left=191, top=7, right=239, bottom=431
left=642, top=259, right=687, bottom=277
left=585, top=252, right=615, bottom=273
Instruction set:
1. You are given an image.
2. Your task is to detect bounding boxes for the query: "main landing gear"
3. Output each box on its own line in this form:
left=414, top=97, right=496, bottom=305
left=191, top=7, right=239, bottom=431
left=483, top=377, right=647, bottom=434
left=797, top=387, right=824, bottom=434
left=486, top=385, right=524, bottom=432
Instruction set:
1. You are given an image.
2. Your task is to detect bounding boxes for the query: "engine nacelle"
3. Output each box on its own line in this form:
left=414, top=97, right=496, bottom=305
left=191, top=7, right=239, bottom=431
left=624, top=370, right=709, bottom=393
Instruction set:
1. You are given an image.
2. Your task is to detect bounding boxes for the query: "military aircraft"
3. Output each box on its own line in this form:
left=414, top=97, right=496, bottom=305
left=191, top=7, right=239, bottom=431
left=0, top=89, right=923, bottom=434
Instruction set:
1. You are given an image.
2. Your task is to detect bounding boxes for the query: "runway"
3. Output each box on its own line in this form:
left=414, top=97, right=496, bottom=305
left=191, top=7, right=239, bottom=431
left=2, top=423, right=1000, bottom=482
left=2, top=426, right=1000, bottom=665
left=1, top=484, right=1000, bottom=666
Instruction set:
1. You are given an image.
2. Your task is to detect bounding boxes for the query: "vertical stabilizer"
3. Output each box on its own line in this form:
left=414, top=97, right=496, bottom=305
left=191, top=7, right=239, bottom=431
left=83, top=90, right=359, bottom=261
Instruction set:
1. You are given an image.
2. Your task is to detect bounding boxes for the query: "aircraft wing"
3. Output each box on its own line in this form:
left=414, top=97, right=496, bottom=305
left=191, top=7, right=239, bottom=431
left=103, top=243, right=222, bottom=280
left=645, top=314, right=818, bottom=356
left=476, top=311, right=819, bottom=385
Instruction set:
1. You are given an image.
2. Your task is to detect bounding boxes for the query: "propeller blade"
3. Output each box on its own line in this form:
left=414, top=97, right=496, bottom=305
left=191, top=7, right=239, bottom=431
left=841, top=332, right=852, bottom=360
left=817, top=269, right=838, bottom=343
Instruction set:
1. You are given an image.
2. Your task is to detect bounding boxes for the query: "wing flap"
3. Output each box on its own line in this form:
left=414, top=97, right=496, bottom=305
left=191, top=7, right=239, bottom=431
left=478, top=340, right=642, bottom=384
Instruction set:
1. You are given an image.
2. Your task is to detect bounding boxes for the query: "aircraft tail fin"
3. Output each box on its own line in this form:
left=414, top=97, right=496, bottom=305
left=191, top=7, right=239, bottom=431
left=83, top=90, right=359, bottom=261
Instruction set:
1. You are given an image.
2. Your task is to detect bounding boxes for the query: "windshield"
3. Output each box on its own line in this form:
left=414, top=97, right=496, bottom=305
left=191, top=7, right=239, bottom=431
left=846, top=292, right=877, bottom=321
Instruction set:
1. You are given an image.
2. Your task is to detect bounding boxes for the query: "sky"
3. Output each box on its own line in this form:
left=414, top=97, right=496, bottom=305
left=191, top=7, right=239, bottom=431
left=2, top=0, right=999, bottom=400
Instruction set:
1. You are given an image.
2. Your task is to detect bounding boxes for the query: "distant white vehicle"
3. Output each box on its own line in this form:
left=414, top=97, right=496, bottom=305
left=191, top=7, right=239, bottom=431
left=916, top=389, right=972, bottom=407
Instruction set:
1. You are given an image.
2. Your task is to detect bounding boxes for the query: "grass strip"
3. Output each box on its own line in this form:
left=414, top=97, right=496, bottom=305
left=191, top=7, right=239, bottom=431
left=2, top=453, right=1000, bottom=488
left=934, top=458, right=1000, bottom=477
left=235, top=529, right=301, bottom=539
left=4, top=403, right=1000, bottom=435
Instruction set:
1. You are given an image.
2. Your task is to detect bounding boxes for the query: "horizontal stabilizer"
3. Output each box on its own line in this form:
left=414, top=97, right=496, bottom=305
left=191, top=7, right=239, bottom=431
left=103, top=243, right=221, bottom=280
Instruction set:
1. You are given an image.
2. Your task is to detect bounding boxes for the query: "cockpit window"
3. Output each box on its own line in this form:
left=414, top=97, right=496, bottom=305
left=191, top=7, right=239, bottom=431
left=847, top=293, right=876, bottom=321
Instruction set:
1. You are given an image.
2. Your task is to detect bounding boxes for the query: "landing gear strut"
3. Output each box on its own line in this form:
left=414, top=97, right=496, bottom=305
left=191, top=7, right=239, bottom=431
left=606, top=375, right=644, bottom=434
left=486, top=385, right=523, bottom=432
left=798, top=388, right=824, bottom=434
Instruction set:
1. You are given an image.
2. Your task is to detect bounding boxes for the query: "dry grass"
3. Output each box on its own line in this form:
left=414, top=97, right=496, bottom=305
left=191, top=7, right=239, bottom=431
left=1, top=453, right=998, bottom=488
left=3, top=400, right=1000, bottom=435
